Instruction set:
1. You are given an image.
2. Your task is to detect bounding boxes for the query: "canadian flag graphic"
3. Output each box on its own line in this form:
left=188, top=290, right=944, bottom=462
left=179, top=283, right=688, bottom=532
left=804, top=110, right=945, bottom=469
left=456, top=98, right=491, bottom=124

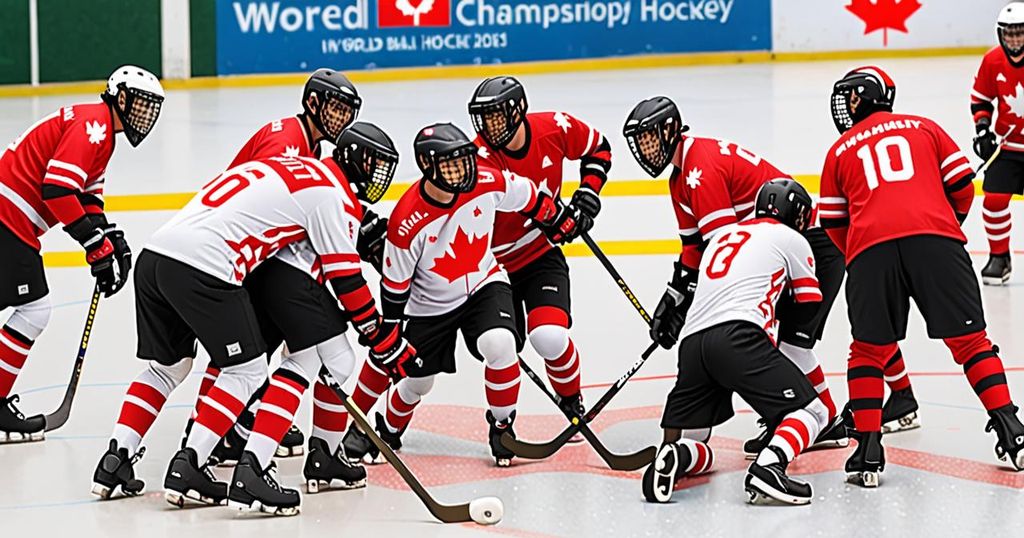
left=378, top=0, right=451, bottom=28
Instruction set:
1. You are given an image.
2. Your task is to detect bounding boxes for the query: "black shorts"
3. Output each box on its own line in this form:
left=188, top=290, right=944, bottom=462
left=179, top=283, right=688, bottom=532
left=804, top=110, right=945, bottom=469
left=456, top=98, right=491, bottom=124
left=777, top=228, right=845, bottom=348
left=244, top=258, right=348, bottom=355
left=982, top=152, right=1024, bottom=195
left=402, top=282, right=518, bottom=378
left=661, top=321, right=818, bottom=430
left=0, top=224, right=48, bottom=308
left=135, top=250, right=266, bottom=368
left=846, top=235, right=986, bottom=345
left=509, top=248, right=572, bottom=345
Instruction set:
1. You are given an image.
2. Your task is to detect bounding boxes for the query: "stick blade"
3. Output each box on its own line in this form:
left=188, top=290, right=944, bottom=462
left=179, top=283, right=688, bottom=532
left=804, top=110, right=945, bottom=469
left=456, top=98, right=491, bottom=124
left=500, top=427, right=576, bottom=460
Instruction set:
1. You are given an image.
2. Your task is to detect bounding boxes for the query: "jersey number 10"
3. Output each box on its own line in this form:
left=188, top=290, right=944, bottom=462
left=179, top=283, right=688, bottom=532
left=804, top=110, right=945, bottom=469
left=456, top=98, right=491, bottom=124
left=855, top=135, right=915, bottom=190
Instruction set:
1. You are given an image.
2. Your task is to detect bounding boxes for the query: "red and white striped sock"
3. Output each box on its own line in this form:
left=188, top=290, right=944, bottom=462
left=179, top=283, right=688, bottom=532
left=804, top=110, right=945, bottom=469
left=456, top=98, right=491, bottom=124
left=384, top=386, right=420, bottom=433
left=352, top=360, right=390, bottom=417
left=189, top=383, right=249, bottom=463
left=805, top=365, right=837, bottom=420
left=0, top=326, right=32, bottom=399
left=983, top=193, right=1013, bottom=256
left=246, top=370, right=308, bottom=468
left=883, top=347, right=911, bottom=392
left=758, top=408, right=822, bottom=466
left=677, top=438, right=715, bottom=476
left=112, top=370, right=172, bottom=454
left=312, top=380, right=349, bottom=451
left=545, top=339, right=581, bottom=398
left=485, top=361, right=521, bottom=423
left=191, top=365, right=219, bottom=420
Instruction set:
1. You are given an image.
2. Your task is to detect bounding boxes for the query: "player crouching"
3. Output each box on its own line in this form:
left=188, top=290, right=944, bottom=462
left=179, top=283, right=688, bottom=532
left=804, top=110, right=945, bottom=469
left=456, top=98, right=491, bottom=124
left=642, top=180, right=830, bottom=506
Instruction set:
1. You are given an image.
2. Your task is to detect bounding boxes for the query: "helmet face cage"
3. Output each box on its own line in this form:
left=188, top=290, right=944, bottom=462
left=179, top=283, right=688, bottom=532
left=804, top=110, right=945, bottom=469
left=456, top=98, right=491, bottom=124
left=1000, top=24, right=1024, bottom=57
left=830, top=85, right=855, bottom=134
left=317, top=90, right=360, bottom=141
left=119, top=85, right=164, bottom=147
left=625, top=120, right=678, bottom=178
left=469, top=97, right=525, bottom=148
left=358, top=149, right=398, bottom=204
left=432, top=148, right=478, bottom=193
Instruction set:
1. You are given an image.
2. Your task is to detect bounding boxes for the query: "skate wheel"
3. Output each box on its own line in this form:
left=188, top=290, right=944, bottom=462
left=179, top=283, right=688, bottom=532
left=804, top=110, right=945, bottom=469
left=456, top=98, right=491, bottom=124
left=469, top=497, right=503, bottom=525
left=91, top=483, right=112, bottom=500
left=165, top=491, right=186, bottom=508
left=306, top=480, right=321, bottom=494
left=496, top=458, right=511, bottom=468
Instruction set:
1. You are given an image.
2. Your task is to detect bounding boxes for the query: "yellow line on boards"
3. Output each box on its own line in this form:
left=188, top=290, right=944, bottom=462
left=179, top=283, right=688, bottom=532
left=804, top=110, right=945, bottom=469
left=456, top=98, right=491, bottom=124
left=0, top=46, right=989, bottom=98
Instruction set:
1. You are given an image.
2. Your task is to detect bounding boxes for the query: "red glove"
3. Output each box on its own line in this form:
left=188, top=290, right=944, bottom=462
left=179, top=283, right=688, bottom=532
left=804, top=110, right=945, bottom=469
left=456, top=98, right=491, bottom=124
left=364, top=320, right=418, bottom=382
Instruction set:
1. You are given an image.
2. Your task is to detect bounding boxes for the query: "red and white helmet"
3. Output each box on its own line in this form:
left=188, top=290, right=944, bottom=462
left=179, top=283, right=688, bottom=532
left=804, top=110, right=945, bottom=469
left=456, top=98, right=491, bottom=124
left=101, top=65, right=165, bottom=147
left=830, top=66, right=896, bottom=134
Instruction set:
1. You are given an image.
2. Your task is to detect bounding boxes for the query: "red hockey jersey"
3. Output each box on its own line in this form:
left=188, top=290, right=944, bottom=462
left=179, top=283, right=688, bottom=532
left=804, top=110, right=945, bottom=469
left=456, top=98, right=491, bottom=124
left=971, top=47, right=1024, bottom=152
left=819, top=112, right=975, bottom=263
left=0, top=103, right=114, bottom=249
left=669, top=135, right=791, bottom=268
left=475, top=111, right=610, bottom=273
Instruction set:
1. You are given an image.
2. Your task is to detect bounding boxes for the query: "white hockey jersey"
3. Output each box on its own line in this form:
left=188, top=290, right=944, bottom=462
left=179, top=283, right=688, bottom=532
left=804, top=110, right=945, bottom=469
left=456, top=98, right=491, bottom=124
left=681, top=218, right=822, bottom=344
left=382, top=167, right=539, bottom=317
left=146, top=156, right=363, bottom=286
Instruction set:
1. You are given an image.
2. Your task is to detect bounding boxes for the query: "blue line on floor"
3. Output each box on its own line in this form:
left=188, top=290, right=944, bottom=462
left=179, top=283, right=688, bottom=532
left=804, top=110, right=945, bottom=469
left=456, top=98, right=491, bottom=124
left=0, top=499, right=98, bottom=511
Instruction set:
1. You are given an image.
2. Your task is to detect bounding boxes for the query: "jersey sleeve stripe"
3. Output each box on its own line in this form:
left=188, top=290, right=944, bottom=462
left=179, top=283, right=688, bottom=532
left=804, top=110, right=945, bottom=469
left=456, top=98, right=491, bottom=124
left=382, top=276, right=411, bottom=293
left=43, top=173, right=82, bottom=190
left=582, top=124, right=597, bottom=156
left=791, top=277, right=819, bottom=288
left=818, top=196, right=847, bottom=204
left=940, top=152, right=968, bottom=170
left=320, top=253, right=360, bottom=263
left=942, top=162, right=973, bottom=183
left=971, top=89, right=995, bottom=102
left=795, top=291, right=823, bottom=303
left=679, top=226, right=699, bottom=236
left=323, top=262, right=362, bottom=279
left=47, top=160, right=88, bottom=181
left=0, top=183, right=49, bottom=231
left=697, top=208, right=738, bottom=230
left=818, top=208, right=849, bottom=218
left=678, top=202, right=693, bottom=216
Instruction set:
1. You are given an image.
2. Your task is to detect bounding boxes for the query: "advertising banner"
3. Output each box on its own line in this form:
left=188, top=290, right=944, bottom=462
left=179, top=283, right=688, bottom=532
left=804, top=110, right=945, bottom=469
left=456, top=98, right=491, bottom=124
left=216, top=0, right=772, bottom=75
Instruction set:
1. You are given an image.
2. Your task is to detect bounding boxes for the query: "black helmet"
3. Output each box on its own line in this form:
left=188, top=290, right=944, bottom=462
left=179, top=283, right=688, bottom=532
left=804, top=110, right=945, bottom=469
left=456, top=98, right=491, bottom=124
left=623, top=96, right=687, bottom=177
left=414, top=123, right=478, bottom=194
left=333, top=122, right=398, bottom=204
left=303, top=68, right=362, bottom=141
left=830, top=66, right=896, bottom=134
left=755, top=178, right=814, bottom=232
left=468, top=76, right=528, bottom=148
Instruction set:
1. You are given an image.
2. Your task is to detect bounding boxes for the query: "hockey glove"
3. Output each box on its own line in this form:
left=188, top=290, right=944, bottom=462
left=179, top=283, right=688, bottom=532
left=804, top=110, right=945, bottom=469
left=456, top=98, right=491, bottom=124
left=64, top=215, right=118, bottom=296
left=365, top=320, right=418, bottom=382
left=104, top=223, right=132, bottom=296
left=538, top=200, right=592, bottom=245
left=974, top=118, right=998, bottom=161
left=650, top=262, right=697, bottom=349
left=357, top=209, right=388, bottom=274
left=571, top=185, right=602, bottom=219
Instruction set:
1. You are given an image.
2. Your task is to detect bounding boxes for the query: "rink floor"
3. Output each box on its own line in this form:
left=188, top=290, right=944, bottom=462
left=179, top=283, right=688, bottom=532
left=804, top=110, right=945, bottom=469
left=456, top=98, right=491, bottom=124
left=3, top=55, right=1024, bottom=536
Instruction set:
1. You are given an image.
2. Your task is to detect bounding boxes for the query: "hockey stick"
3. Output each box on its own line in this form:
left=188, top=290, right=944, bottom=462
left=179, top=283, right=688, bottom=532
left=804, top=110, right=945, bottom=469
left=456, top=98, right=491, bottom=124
left=318, top=372, right=503, bottom=525
left=43, top=285, right=101, bottom=432
left=580, top=232, right=652, bottom=326
left=517, top=357, right=656, bottom=471
left=502, top=341, right=660, bottom=460
left=978, top=124, right=1017, bottom=178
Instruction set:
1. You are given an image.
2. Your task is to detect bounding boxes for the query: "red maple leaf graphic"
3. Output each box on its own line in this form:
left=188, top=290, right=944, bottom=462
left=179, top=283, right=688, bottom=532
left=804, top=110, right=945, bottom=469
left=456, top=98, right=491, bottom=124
left=430, top=227, right=489, bottom=284
left=846, top=0, right=922, bottom=47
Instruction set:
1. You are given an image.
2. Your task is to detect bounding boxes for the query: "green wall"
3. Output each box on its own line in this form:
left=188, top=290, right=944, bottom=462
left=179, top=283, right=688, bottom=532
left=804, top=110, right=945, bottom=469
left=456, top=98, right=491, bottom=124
left=190, top=0, right=216, bottom=77
left=38, top=0, right=162, bottom=83
left=0, top=0, right=31, bottom=84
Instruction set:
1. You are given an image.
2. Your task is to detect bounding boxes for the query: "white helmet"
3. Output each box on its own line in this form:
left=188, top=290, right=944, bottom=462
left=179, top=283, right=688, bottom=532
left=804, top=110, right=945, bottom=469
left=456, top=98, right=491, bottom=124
left=101, top=65, right=165, bottom=147
left=998, top=2, right=1024, bottom=62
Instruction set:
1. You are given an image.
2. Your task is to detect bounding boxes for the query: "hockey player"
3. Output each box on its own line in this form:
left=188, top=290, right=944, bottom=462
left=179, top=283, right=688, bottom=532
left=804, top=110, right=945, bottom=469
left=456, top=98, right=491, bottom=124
left=641, top=179, right=831, bottom=506
left=352, top=123, right=580, bottom=467
left=190, top=69, right=366, bottom=466
left=822, top=66, right=1024, bottom=487
left=90, top=133, right=413, bottom=507
left=622, top=96, right=860, bottom=453
left=0, top=65, right=164, bottom=442
left=972, top=2, right=1024, bottom=285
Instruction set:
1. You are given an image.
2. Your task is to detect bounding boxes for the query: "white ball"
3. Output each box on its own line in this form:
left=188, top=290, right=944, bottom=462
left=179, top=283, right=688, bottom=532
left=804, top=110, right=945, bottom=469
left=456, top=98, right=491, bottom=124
left=469, top=496, right=504, bottom=525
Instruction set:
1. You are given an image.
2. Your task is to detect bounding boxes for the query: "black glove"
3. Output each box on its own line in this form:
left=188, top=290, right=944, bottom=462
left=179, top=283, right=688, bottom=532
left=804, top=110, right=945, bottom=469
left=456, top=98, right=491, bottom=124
left=650, top=262, right=697, bottom=349
left=974, top=117, right=998, bottom=161
left=357, top=209, right=388, bottom=274
left=363, top=320, right=418, bottom=382
left=104, top=224, right=132, bottom=296
left=538, top=201, right=592, bottom=245
left=64, top=215, right=118, bottom=296
left=571, top=185, right=601, bottom=219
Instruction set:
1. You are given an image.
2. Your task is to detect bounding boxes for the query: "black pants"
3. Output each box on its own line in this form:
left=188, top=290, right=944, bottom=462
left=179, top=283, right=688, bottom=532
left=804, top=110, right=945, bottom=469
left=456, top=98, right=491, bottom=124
left=777, top=227, right=844, bottom=348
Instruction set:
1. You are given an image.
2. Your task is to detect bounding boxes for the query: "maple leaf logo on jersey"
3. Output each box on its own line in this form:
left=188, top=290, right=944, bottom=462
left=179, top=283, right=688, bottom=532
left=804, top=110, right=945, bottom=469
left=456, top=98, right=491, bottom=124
left=686, top=167, right=702, bottom=189
left=553, top=112, right=572, bottom=133
left=284, top=145, right=301, bottom=157
left=431, top=227, right=488, bottom=283
left=845, top=0, right=922, bottom=47
left=1004, top=83, right=1024, bottom=119
left=86, top=121, right=107, bottom=145
left=478, top=145, right=490, bottom=159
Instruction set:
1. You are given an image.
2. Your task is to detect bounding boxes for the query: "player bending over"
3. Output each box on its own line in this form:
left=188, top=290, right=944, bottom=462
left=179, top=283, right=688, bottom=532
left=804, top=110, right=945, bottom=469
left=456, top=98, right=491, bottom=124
left=347, top=123, right=582, bottom=467
left=641, top=179, right=830, bottom=506
left=90, top=135, right=413, bottom=507
left=822, top=66, right=1024, bottom=487
left=0, top=66, right=164, bottom=442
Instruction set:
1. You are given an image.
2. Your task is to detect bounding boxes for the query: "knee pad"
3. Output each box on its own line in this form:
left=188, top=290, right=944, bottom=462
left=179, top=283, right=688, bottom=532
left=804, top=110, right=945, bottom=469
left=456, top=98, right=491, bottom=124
left=779, top=342, right=820, bottom=375
left=148, top=357, right=194, bottom=392
left=944, top=331, right=993, bottom=365
left=803, top=398, right=831, bottom=430
left=317, top=333, right=356, bottom=385
left=476, top=328, right=518, bottom=370
left=278, top=346, right=320, bottom=385
left=219, top=357, right=269, bottom=394
left=849, top=340, right=898, bottom=366
left=527, top=324, right=570, bottom=359
left=5, top=295, right=51, bottom=342
left=397, top=375, right=435, bottom=403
